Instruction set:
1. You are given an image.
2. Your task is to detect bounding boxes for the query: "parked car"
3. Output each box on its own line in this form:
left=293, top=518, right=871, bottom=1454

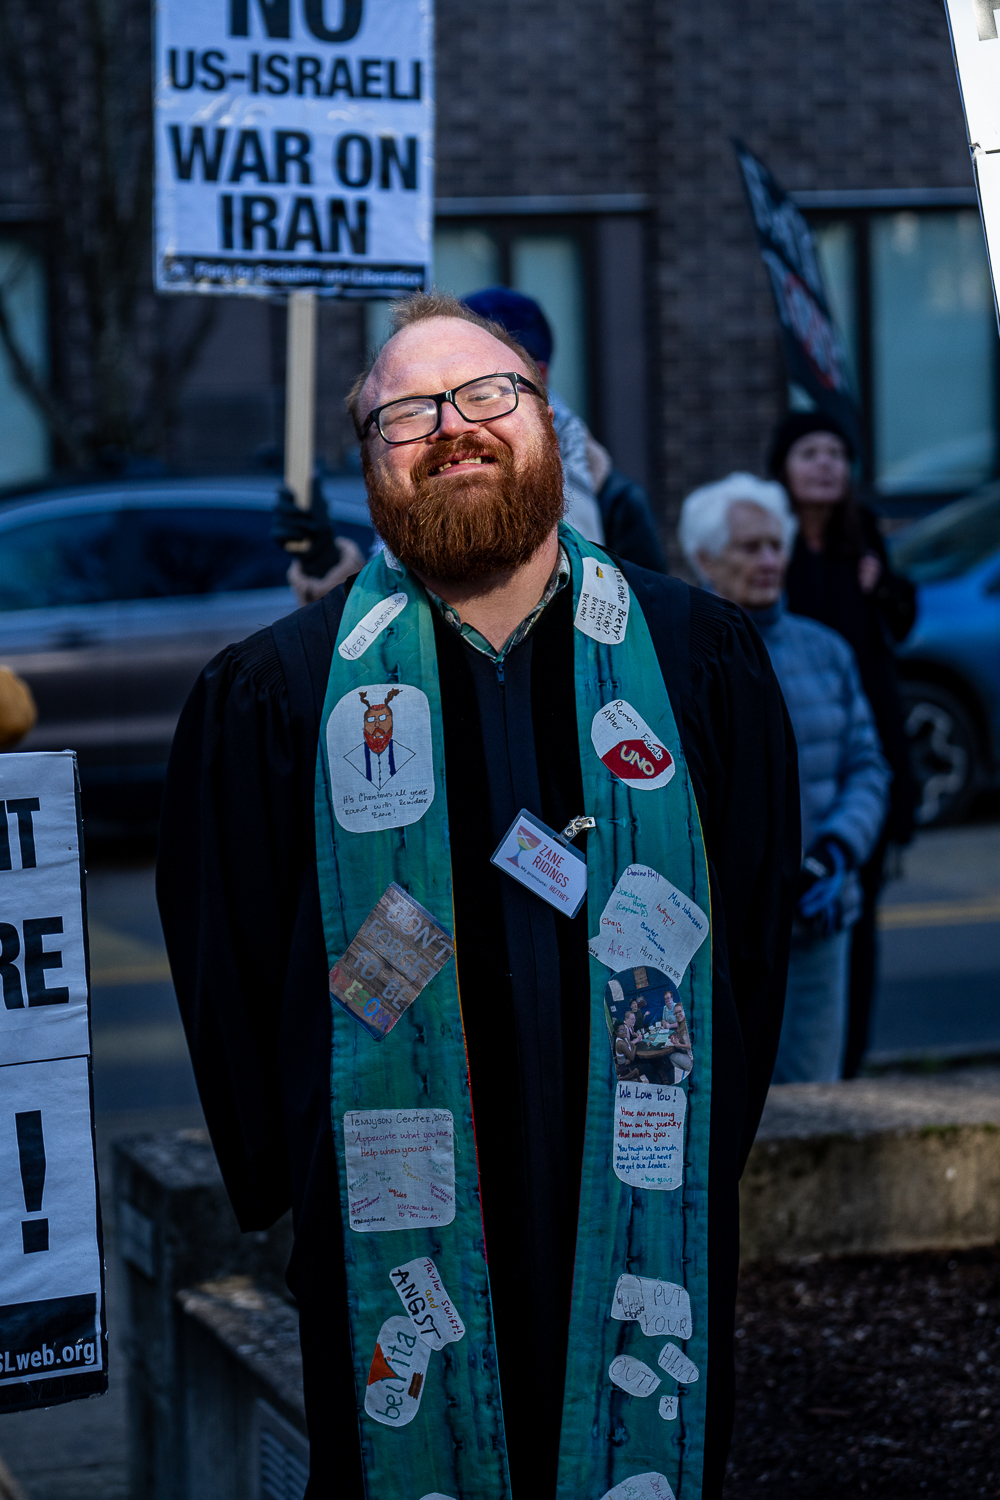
left=889, top=484, right=1000, bottom=825
left=0, top=476, right=374, bottom=829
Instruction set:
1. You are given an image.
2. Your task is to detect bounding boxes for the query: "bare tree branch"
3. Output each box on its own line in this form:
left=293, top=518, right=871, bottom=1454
left=0, top=286, right=88, bottom=468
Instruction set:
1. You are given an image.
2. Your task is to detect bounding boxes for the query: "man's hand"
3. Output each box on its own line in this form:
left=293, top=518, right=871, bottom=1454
left=796, top=837, right=852, bottom=938
left=272, top=479, right=341, bottom=578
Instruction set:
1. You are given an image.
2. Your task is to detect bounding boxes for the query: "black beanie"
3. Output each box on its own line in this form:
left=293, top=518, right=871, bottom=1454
left=767, top=410, right=854, bottom=478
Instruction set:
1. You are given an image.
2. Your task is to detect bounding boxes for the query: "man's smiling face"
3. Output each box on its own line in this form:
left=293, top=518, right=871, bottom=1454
left=360, top=316, right=551, bottom=493
left=359, top=315, right=566, bottom=584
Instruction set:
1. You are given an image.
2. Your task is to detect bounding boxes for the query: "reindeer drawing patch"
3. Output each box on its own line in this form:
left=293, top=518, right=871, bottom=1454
left=344, top=688, right=416, bottom=789
left=327, top=683, right=434, bottom=832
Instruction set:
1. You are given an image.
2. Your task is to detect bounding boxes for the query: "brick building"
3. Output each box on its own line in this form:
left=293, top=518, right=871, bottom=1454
left=0, top=0, right=989, bottom=546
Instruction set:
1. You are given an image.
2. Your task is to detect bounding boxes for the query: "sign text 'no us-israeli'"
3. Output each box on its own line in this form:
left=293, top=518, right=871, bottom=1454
left=153, top=0, right=434, bottom=297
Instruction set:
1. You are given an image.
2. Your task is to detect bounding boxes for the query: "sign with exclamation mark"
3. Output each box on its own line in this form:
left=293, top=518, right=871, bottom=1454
left=0, top=752, right=105, bottom=1413
left=16, top=1112, right=47, bottom=1254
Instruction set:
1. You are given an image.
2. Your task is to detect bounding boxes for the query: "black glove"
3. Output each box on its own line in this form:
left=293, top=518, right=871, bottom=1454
left=271, top=476, right=341, bottom=578
left=796, top=836, right=853, bottom=939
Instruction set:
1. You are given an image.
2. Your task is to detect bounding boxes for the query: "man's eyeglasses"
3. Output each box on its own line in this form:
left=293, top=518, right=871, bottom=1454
left=361, top=372, right=544, bottom=445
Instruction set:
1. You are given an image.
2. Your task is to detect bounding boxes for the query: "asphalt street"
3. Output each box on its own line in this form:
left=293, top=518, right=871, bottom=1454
left=0, top=812, right=995, bottom=1495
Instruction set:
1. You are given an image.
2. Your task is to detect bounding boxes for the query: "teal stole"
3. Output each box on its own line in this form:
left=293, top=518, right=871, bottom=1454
left=314, top=523, right=713, bottom=1500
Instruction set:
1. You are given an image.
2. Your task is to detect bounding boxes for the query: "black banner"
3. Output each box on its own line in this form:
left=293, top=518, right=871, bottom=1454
left=735, top=141, right=862, bottom=457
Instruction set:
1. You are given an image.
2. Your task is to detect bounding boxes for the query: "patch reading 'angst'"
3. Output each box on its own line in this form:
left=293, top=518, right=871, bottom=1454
left=327, top=683, right=434, bottom=832
left=329, top=882, right=454, bottom=1040
left=388, top=1256, right=465, bottom=1349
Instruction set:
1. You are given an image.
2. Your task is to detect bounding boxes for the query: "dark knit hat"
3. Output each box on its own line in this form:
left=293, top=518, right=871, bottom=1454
left=767, top=410, right=854, bottom=478
left=462, top=286, right=554, bottom=366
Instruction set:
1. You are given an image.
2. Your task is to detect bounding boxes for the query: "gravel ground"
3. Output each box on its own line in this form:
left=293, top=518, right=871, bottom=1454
left=726, top=1247, right=1000, bottom=1498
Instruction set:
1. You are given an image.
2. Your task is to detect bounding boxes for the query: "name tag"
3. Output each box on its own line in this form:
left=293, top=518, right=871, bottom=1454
left=490, top=809, right=588, bottom=919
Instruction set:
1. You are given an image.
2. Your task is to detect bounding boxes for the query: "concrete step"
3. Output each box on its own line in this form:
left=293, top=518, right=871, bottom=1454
left=741, top=1068, right=1000, bottom=1262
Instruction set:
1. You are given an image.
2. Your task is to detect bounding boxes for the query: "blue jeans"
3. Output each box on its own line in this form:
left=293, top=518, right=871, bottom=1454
left=772, top=929, right=851, bottom=1083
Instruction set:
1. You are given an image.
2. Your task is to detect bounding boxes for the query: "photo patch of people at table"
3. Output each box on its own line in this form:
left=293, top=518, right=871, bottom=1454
left=605, top=965, right=694, bottom=1086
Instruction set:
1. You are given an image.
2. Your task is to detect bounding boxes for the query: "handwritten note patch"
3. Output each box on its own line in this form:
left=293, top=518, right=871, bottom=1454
left=343, top=1108, right=455, bottom=1232
left=610, top=1275, right=693, bottom=1340
left=657, top=1342, right=699, bottom=1384
left=600, top=1474, right=677, bottom=1500
left=591, top=699, right=675, bottom=791
left=338, top=592, right=408, bottom=661
left=388, top=1256, right=465, bottom=1350
left=588, top=865, right=709, bottom=986
left=613, top=1080, right=686, bottom=1191
left=608, top=1353, right=661, bottom=1398
left=574, top=556, right=629, bottom=644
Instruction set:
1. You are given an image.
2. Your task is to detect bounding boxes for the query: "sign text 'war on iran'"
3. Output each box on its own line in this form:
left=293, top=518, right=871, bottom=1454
left=154, top=0, right=435, bottom=296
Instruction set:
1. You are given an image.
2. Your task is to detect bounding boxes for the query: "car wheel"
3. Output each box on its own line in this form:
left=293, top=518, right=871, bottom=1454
left=900, top=681, right=981, bottom=827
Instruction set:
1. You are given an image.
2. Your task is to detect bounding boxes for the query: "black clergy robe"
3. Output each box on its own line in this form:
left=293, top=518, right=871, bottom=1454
left=156, top=564, right=799, bottom=1500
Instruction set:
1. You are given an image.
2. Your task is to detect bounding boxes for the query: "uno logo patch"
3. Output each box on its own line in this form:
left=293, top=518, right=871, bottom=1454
left=591, top=700, right=676, bottom=792
left=602, top=737, right=672, bottom=782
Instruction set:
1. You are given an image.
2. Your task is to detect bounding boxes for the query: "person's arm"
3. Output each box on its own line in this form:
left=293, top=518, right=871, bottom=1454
left=814, top=645, right=891, bottom=870
left=155, top=632, right=308, bottom=1229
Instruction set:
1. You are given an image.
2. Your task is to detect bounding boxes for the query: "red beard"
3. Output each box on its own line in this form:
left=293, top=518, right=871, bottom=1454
left=364, top=726, right=391, bottom=755
left=363, top=424, right=565, bottom=584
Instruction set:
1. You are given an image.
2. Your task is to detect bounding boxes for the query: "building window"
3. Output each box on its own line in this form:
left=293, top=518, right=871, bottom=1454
left=363, top=205, right=649, bottom=486
left=367, top=219, right=591, bottom=421
left=0, top=240, right=50, bottom=490
left=809, top=208, right=998, bottom=500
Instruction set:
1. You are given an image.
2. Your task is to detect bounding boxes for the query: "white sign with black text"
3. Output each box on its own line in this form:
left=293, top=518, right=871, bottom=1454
left=0, top=752, right=105, bottom=1412
left=945, top=0, right=1000, bottom=316
left=153, top=0, right=434, bottom=297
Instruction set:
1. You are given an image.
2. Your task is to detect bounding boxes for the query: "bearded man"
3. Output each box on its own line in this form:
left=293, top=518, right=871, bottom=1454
left=157, top=294, right=798, bottom=1500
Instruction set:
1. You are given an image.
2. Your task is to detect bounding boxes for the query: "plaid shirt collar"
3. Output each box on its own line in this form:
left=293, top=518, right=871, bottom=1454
left=427, top=545, right=571, bottom=664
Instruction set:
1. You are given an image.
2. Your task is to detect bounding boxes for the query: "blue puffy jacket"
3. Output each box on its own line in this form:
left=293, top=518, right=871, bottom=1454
left=751, top=599, right=890, bottom=928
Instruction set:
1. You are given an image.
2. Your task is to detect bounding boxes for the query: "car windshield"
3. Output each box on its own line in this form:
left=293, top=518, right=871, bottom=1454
left=888, top=486, right=1000, bottom=583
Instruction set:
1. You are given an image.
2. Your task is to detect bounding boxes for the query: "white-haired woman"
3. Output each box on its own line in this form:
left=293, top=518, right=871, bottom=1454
left=679, top=474, right=891, bottom=1083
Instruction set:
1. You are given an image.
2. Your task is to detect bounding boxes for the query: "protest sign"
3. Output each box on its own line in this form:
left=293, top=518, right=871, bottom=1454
left=153, top=0, right=434, bottom=299
left=734, top=141, right=861, bottom=457
left=0, top=753, right=106, bottom=1412
left=944, top=0, right=1000, bottom=324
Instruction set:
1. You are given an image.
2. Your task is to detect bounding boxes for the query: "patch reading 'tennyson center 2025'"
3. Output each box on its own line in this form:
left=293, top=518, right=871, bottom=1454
left=330, top=882, right=454, bottom=1041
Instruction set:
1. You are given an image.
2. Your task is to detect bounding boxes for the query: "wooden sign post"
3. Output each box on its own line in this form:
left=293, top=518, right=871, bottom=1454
left=284, top=291, right=318, bottom=513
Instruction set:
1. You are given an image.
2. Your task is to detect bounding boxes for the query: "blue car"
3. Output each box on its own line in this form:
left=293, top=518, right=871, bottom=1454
left=889, top=486, right=1000, bottom=825
left=0, top=475, right=374, bottom=830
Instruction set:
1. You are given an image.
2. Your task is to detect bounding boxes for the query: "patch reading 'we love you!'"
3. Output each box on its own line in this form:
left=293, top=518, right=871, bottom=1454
left=591, top=700, right=675, bottom=791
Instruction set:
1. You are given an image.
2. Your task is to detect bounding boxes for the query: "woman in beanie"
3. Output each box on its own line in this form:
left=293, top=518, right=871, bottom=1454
left=768, top=411, right=916, bottom=1077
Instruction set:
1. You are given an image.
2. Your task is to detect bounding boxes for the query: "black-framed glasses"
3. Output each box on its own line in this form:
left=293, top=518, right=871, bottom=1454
left=361, top=372, right=544, bottom=445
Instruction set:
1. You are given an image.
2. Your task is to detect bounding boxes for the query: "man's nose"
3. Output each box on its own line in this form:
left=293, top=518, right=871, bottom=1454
left=435, top=399, right=479, bottom=438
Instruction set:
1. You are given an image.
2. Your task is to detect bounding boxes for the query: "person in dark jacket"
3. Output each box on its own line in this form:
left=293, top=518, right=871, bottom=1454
left=464, top=285, right=668, bottom=571
left=768, top=411, right=916, bottom=1077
